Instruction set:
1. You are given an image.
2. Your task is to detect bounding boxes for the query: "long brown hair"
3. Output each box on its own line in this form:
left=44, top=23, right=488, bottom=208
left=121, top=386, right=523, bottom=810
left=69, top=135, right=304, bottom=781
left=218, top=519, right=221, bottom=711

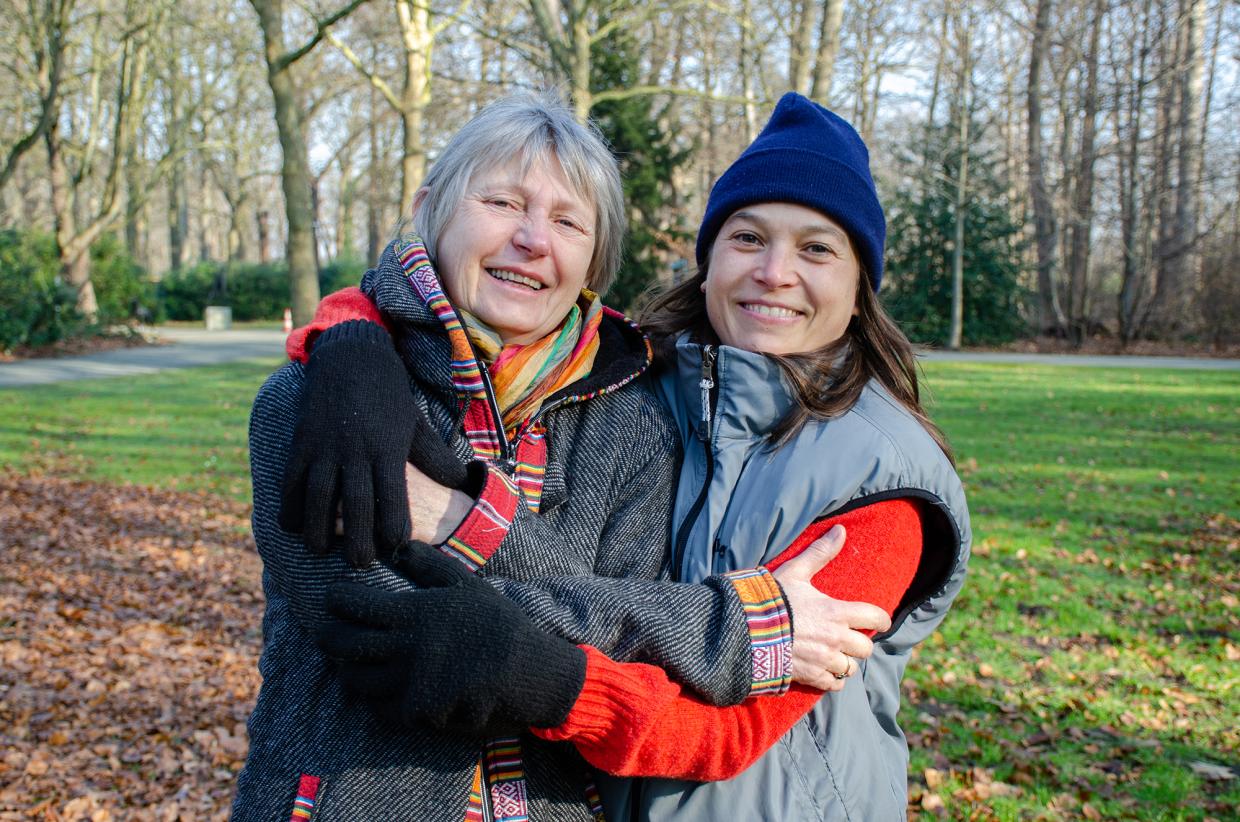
left=640, top=265, right=954, bottom=461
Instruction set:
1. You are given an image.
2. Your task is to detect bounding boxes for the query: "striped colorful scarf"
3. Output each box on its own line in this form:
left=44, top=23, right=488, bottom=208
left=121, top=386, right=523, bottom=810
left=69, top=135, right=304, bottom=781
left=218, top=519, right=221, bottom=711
left=397, top=234, right=602, bottom=439
left=463, top=293, right=603, bottom=437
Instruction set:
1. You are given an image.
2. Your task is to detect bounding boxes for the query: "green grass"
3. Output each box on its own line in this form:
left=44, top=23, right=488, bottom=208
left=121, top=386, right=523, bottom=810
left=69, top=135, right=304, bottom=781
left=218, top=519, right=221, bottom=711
left=0, top=358, right=281, bottom=499
left=910, top=362, right=1239, bottom=820
left=1, top=359, right=1237, bottom=818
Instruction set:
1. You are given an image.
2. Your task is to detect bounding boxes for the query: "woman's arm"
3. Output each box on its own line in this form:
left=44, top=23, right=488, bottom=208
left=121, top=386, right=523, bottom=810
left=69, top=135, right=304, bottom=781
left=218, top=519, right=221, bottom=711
left=531, top=498, right=924, bottom=781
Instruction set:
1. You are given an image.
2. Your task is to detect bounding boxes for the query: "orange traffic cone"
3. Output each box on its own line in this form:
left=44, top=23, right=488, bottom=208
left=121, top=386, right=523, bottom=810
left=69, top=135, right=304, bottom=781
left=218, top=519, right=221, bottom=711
left=283, top=307, right=293, bottom=335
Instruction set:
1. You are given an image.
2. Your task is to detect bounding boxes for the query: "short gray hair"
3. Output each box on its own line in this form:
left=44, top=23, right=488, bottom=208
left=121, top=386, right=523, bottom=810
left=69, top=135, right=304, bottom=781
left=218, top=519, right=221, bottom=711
left=412, top=92, right=626, bottom=295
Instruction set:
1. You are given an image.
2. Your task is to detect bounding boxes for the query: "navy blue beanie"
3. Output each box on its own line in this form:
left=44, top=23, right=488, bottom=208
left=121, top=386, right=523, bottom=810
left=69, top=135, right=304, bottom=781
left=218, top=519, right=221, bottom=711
left=695, top=93, right=886, bottom=291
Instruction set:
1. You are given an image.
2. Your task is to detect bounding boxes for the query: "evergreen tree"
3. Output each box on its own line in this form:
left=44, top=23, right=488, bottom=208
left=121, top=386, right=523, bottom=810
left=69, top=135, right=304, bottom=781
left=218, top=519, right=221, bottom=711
left=882, top=124, right=1029, bottom=345
left=590, top=29, right=691, bottom=312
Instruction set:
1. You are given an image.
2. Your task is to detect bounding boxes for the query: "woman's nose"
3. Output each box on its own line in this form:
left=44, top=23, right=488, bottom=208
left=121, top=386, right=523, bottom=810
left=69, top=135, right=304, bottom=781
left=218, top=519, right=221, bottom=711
left=513, top=216, right=551, bottom=257
left=752, top=246, right=797, bottom=288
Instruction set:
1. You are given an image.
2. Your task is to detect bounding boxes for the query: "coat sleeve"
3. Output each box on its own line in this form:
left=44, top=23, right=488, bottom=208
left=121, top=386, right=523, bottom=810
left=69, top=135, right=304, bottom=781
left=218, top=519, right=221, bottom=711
left=531, top=498, right=925, bottom=781
left=484, top=425, right=784, bottom=707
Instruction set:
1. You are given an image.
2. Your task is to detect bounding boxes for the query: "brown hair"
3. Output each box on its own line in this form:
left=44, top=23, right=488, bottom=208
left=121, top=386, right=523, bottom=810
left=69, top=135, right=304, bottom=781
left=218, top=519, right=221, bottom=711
left=640, top=265, right=954, bottom=461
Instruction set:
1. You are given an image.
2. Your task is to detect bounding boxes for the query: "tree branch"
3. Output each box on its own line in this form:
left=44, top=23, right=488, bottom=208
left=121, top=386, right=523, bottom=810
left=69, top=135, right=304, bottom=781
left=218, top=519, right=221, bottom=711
left=323, top=28, right=403, bottom=111
left=277, top=0, right=369, bottom=70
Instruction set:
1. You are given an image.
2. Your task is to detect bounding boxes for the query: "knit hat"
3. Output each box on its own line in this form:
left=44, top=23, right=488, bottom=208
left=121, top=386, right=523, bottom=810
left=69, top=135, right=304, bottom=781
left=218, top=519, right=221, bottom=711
left=695, top=93, right=887, bottom=291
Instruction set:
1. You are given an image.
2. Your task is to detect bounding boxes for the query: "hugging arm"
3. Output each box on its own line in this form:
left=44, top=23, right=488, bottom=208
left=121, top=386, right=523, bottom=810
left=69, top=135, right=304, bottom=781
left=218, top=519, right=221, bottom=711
left=284, top=289, right=781, bottom=704
left=286, top=289, right=888, bottom=706
left=531, top=499, right=925, bottom=780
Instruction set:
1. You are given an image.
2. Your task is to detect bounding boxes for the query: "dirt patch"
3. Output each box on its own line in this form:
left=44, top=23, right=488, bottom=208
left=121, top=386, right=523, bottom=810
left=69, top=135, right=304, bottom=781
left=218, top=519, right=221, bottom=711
left=1, top=328, right=166, bottom=363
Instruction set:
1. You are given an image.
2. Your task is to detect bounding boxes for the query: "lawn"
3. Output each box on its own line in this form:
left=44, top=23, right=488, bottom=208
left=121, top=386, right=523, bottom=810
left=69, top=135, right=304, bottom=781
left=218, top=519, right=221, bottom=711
left=0, top=359, right=1236, bottom=819
left=0, top=358, right=282, bottom=500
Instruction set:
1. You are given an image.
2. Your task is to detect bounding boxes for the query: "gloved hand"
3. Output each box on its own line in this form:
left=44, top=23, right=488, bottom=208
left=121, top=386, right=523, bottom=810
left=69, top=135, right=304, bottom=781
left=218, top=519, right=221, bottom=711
left=279, top=319, right=484, bottom=567
left=317, top=542, right=587, bottom=736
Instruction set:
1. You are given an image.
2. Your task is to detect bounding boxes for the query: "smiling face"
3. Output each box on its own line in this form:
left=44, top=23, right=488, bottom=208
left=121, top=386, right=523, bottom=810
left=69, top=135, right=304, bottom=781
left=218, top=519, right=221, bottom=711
left=423, top=156, right=597, bottom=346
left=703, top=202, right=861, bottom=356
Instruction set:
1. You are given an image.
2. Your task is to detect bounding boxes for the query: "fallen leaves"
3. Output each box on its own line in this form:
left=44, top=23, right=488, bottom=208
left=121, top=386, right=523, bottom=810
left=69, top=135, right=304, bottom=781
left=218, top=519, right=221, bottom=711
left=0, top=473, right=262, bottom=820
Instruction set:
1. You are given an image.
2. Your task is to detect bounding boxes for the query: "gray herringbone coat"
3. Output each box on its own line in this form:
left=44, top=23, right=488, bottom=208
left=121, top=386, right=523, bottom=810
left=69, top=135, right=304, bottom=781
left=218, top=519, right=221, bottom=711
left=231, top=242, right=759, bottom=821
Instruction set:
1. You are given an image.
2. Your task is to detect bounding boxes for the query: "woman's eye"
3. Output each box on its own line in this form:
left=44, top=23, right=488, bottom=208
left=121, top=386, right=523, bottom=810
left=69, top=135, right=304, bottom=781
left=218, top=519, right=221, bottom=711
left=805, top=243, right=834, bottom=255
left=486, top=197, right=517, bottom=209
left=556, top=217, right=584, bottom=232
left=734, top=231, right=762, bottom=245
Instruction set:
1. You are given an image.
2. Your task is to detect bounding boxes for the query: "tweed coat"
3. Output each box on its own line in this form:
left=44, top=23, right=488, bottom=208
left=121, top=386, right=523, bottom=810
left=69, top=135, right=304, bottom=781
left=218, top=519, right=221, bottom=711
left=232, top=241, right=771, bottom=821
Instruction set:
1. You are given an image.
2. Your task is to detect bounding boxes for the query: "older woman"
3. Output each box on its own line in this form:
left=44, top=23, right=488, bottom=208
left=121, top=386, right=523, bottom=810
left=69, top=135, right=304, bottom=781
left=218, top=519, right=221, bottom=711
left=234, top=94, right=886, bottom=821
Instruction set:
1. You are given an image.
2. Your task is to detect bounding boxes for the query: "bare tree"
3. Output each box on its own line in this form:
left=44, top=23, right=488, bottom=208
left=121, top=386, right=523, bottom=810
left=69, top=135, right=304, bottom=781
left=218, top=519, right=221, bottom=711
left=249, top=0, right=367, bottom=324
left=42, top=0, right=161, bottom=320
left=1063, top=0, right=1104, bottom=345
left=1026, top=0, right=1067, bottom=335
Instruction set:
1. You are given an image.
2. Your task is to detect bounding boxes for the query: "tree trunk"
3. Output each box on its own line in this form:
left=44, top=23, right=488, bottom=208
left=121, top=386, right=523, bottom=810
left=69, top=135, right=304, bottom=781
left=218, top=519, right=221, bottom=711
left=257, top=209, right=271, bottom=263
left=1064, top=0, right=1104, bottom=346
left=1163, top=0, right=1205, bottom=333
left=810, top=0, right=844, bottom=104
left=740, top=0, right=758, bottom=142
left=571, top=12, right=592, bottom=121
left=1026, top=0, right=1066, bottom=335
left=948, top=12, right=971, bottom=351
left=46, top=119, right=98, bottom=320
left=251, top=0, right=320, bottom=325
left=789, top=0, right=815, bottom=95
left=367, top=77, right=383, bottom=263
left=1117, top=0, right=1154, bottom=343
left=397, top=0, right=431, bottom=215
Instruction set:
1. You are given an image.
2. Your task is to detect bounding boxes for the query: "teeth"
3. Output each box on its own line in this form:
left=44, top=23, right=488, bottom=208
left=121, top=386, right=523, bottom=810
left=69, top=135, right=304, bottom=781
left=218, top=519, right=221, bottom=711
left=488, top=269, right=542, bottom=290
left=743, top=303, right=799, bottom=318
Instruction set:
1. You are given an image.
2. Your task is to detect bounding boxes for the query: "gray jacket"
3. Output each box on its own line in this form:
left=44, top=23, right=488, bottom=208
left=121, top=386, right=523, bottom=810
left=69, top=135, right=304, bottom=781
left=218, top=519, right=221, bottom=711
left=232, top=243, right=765, bottom=821
left=602, top=338, right=971, bottom=821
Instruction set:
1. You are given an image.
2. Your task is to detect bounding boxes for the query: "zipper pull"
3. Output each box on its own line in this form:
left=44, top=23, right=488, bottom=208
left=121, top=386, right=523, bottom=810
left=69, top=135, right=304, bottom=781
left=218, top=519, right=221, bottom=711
left=699, top=345, right=716, bottom=441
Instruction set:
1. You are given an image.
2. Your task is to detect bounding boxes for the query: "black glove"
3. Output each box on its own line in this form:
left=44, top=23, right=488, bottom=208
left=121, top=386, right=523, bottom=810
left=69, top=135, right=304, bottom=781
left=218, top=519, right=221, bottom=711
left=279, top=319, right=484, bottom=567
left=316, top=542, right=587, bottom=736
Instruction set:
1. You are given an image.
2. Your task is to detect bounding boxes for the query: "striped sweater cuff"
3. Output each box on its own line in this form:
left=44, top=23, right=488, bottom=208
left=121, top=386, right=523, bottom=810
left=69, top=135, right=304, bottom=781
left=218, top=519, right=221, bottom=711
left=437, top=465, right=519, bottom=571
left=723, top=567, right=794, bottom=696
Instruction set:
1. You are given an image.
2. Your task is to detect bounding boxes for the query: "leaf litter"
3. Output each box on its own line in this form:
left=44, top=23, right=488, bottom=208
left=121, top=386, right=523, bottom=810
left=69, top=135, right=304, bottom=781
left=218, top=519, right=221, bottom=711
left=0, top=473, right=261, bottom=820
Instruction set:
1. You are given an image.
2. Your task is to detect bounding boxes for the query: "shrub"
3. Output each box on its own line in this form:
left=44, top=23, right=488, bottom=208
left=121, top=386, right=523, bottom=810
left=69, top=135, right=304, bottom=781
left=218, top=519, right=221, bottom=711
left=0, top=230, right=80, bottom=350
left=89, top=233, right=159, bottom=323
left=319, top=254, right=367, bottom=296
left=160, top=261, right=288, bottom=321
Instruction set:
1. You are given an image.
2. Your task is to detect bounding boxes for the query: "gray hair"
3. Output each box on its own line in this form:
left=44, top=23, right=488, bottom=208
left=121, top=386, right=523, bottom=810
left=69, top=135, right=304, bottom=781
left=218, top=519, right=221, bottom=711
left=411, top=92, right=626, bottom=295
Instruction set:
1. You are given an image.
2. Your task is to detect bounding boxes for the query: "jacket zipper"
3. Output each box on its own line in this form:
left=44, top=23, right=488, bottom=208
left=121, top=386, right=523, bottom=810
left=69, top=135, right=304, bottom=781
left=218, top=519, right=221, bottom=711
left=670, top=345, right=717, bottom=580
left=472, top=346, right=513, bottom=467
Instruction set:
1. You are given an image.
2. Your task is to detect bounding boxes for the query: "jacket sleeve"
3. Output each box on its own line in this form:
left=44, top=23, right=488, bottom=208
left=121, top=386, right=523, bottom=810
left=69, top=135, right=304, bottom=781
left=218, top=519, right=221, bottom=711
left=423, top=400, right=778, bottom=707
left=531, top=498, right=925, bottom=781
left=248, top=364, right=420, bottom=635
left=286, top=287, right=386, bottom=363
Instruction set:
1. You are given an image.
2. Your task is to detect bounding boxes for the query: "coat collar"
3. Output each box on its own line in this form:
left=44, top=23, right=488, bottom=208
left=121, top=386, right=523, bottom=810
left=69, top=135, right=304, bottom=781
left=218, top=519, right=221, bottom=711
left=672, top=334, right=798, bottom=442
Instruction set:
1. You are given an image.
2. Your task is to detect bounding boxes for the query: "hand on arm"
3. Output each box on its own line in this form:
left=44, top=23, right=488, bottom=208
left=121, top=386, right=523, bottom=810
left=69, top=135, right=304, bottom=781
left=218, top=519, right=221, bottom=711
left=316, top=543, right=587, bottom=737
left=773, top=525, right=892, bottom=691
left=532, top=499, right=925, bottom=781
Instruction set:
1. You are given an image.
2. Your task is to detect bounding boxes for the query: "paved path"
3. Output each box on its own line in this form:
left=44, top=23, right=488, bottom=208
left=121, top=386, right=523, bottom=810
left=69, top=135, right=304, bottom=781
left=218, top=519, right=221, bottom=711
left=0, top=328, right=286, bottom=387
left=2, top=328, right=1237, bottom=387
